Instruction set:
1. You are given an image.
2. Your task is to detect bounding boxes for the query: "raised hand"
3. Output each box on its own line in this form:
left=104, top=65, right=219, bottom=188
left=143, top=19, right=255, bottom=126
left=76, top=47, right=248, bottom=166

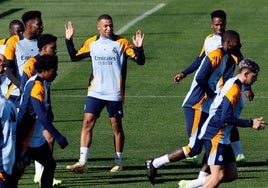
left=65, top=21, right=75, bottom=40
left=132, top=29, right=144, bottom=47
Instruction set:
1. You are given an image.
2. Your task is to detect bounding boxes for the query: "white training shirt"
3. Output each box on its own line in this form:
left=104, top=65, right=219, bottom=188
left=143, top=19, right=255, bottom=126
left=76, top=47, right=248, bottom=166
left=87, top=36, right=125, bottom=101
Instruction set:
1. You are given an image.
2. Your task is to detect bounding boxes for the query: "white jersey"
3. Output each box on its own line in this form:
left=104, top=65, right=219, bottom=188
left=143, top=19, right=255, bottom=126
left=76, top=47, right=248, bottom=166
left=204, top=34, right=222, bottom=55
left=0, top=94, right=17, bottom=174
left=87, top=36, right=126, bottom=101
left=4, top=35, right=39, bottom=97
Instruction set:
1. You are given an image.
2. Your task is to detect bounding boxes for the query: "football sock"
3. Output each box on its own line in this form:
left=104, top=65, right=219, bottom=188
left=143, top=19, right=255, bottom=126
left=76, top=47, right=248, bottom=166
left=79, top=147, right=89, bottom=164
left=188, top=171, right=208, bottom=188
left=231, top=141, right=243, bottom=157
left=153, top=154, right=170, bottom=168
left=114, top=152, right=123, bottom=163
left=34, top=161, right=44, bottom=178
left=198, top=171, right=209, bottom=178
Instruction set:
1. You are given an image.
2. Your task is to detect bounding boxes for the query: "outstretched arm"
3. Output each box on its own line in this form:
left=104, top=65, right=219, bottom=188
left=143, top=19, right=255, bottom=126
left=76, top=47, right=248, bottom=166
left=65, top=21, right=90, bottom=62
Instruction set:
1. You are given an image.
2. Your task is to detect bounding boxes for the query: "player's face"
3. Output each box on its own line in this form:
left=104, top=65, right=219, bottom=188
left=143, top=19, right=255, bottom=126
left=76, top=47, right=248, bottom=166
left=245, top=72, right=258, bottom=85
left=97, top=19, right=113, bottom=38
left=227, top=37, right=242, bottom=55
left=28, top=18, right=43, bottom=37
left=43, top=42, right=57, bottom=55
left=44, top=68, right=57, bottom=82
left=211, top=17, right=226, bottom=35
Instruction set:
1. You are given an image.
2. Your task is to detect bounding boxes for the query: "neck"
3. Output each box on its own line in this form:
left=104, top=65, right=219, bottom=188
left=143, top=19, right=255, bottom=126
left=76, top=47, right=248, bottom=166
left=23, top=31, right=37, bottom=40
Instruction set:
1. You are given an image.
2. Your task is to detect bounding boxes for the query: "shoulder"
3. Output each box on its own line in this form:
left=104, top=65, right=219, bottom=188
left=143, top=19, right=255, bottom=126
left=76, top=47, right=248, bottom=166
left=208, top=48, right=223, bottom=56
left=224, top=79, right=241, bottom=103
left=85, top=35, right=98, bottom=44
left=0, top=38, right=7, bottom=45
left=207, top=48, right=224, bottom=65
left=204, top=34, right=214, bottom=40
left=115, top=35, right=129, bottom=44
left=31, top=79, right=45, bottom=101
left=6, top=35, right=20, bottom=43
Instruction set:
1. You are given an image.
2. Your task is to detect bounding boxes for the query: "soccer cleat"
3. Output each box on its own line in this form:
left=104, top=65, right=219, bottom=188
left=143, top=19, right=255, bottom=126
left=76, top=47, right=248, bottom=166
left=184, top=155, right=199, bottom=164
left=34, top=176, right=62, bottom=187
left=34, top=175, right=41, bottom=185
left=66, top=161, right=88, bottom=173
left=53, top=178, right=62, bottom=187
left=110, top=163, right=123, bottom=172
left=236, top=154, right=246, bottom=163
left=178, top=180, right=189, bottom=188
left=146, top=159, right=157, bottom=185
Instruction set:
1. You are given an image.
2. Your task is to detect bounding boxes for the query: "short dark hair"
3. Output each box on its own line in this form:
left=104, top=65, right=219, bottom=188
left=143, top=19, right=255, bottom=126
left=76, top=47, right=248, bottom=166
left=37, top=34, right=57, bottom=51
left=98, top=14, right=112, bottom=22
left=222, top=30, right=240, bottom=43
left=211, top=10, right=226, bottom=20
left=35, top=55, right=58, bottom=73
left=9, top=19, right=24, bottom=30
left=22, top=10, right=42, bottom=24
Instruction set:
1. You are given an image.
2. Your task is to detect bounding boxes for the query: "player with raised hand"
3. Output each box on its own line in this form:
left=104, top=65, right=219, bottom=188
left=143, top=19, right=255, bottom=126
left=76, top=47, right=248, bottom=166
left=64, top=14, right=145, bottom=173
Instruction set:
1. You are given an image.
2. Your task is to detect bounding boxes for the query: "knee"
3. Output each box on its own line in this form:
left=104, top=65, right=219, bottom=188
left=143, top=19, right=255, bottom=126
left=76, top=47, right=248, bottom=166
left=82, top=118, right=94, bottom=132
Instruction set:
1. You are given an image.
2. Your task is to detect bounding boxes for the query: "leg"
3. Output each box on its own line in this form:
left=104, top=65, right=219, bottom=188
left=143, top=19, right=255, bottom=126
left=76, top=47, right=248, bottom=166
left=203, top=162, right=237, bottom=188
left=107, top=100, right=125, bottom=172
left=179, top=154, right=210, bottom=188
left=203, top=165, right=224, bottom=188
left=146, top=130, right=204, bottom=184
left=34, top=130, right=53, bottom=184
left=10, top=161, right=25, bottom=188
left=230, top=126, right=246, bottom=163
left=183, top=108, right=208, bottom=164
left=35, top=128, right=62, bottom=186
left=66, top=112, right=97, bottom=173
left=30, top=143, right=56, bottom=188
left=110, top=117, right=125, bottom=154
left=81, top=113, right=97, bottom=148
left=203, top=141, right=237, bottom=188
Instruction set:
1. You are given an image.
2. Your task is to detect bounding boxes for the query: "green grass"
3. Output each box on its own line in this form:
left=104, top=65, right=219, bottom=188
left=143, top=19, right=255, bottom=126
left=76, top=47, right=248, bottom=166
left=1, top=0, right=268, bottom=187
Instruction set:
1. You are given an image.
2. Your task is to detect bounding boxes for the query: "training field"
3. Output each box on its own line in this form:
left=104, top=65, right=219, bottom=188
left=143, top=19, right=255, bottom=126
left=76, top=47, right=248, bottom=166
left=0, top=0, right=268, bottom=187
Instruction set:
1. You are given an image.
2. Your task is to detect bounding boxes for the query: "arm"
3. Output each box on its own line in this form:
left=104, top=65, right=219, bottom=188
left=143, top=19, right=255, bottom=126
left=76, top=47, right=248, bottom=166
left=31, top=97, right=68, bottom=149
left=5, top=60, right=20, bottom=87
left=221, top=97, right=252, bottom=127
left=182, top=52, right=205, bottom=77
left=174, top=53, right=205, bottom=83
left=195, top=57, right=216, bottom=98
left=221, top=98, right=265, bottom=129
left=65, top=21, right=90, bottom=62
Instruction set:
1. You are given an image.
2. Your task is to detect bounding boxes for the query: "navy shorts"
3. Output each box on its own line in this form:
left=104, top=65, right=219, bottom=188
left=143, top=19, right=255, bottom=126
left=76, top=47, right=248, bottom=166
left=204, top=140, right=235, bottom=165
left=84, top=96, right=123, bottom=118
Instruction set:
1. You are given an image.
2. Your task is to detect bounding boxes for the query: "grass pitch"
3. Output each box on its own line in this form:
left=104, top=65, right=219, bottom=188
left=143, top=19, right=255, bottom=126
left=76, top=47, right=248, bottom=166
left=0, top=0, right=267, bottom=187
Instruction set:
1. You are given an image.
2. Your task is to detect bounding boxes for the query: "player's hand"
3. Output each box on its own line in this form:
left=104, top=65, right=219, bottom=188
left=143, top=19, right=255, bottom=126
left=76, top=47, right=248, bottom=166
left=132, top=30, right=144, bottom=47
left=245, top=89, right=254, bottom=101
left=174, top=73, right=185, bottom=84
left=65, top=21, right=75, bottom=40
left=252, top=117, right=266, bottom=130
left=58, top=136, right=69, bottom=149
